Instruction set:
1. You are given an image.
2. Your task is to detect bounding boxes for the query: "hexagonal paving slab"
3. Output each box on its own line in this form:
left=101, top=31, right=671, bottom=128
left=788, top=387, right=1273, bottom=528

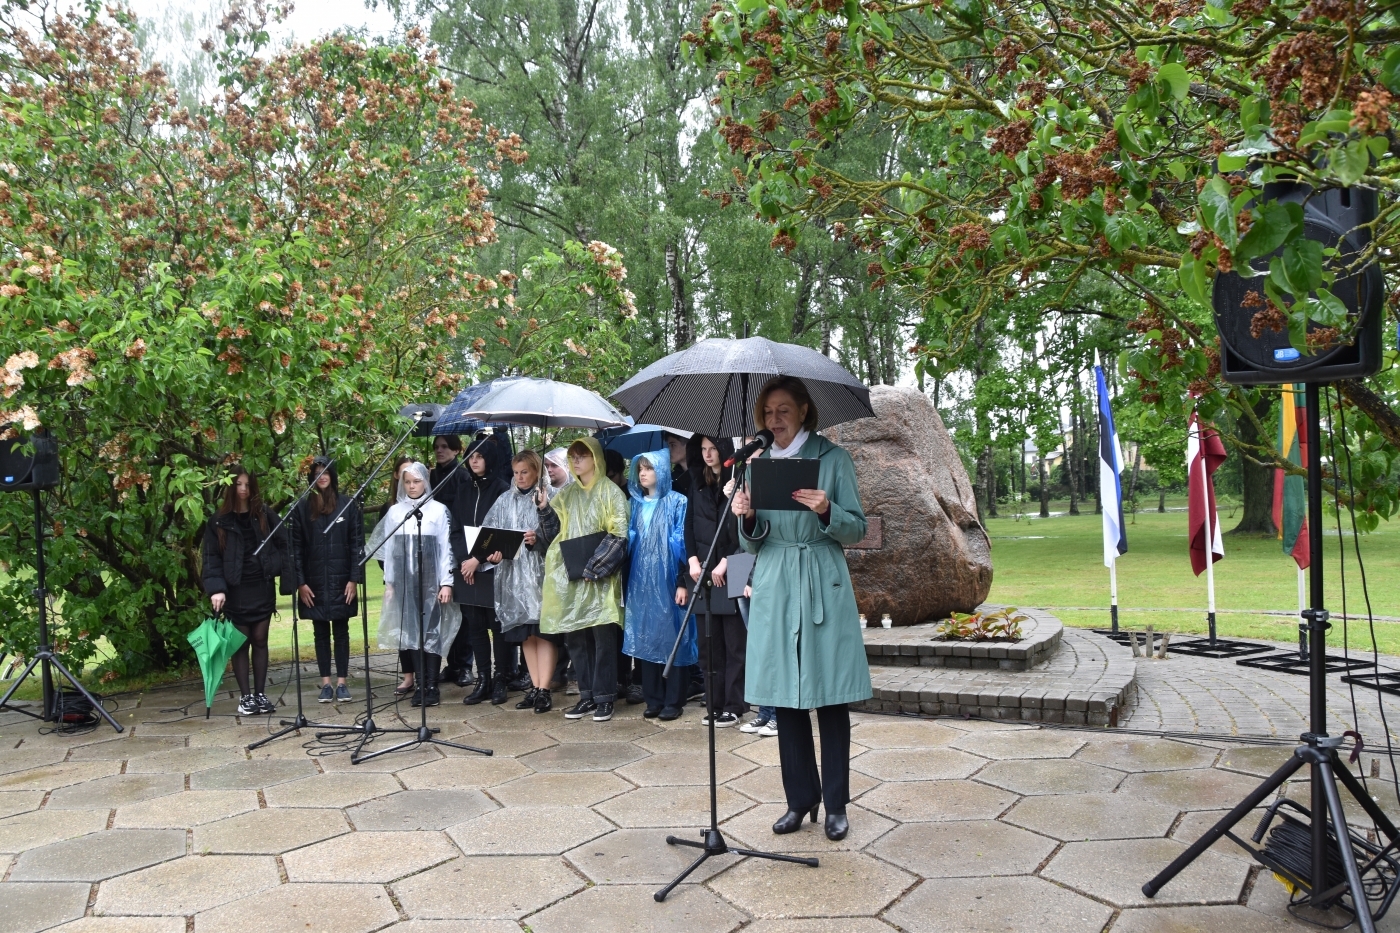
left=1076, top=738, right=1219, bottom=773
left=951, top=730, right=1087, bottom=760
left=1216, top=745, right=1295, bottom=778
left=856, top=779, right=1017, bottom=823
left=1116, top=768, right=1267, bottom=811
left=0, top=808, right=109, bottom=853
left=0, top=791, right=43, bottom=821
left=1005, top=792, right=1180, bottom=841
left=67, top=737, right=184, bottom=760
left=520, top=741, right=648, bottom=773
left=740, top=922, right=898, bottom=933
left=721, top=803, right=894, bottom=852
left=1111, top=905, right=1305, bottom=932
left=192, top=807, right=349, bottom=854
left=113, top=790, right=259, bottom=829
left=0, top=881, right=90, bottom=933
left=565, top=828, right=730, bottom=885
left=123, top=747, right=247, bottom=774
left=884, top=875, right=1114, bottom=933
left=1170, top=808, right=1269, bottom=863
left=438, top=730, right=556, bottom=758
left=616, top=751, right=754, bottom=786
left=8, top=828, right=186, bottom=881
left=848, top=719, right=962, bottom=749
left=0, top=761, right=122, bottom=792
left=46, top=772, right=185, bottom=809
left=48, top=918, right=186, bottom=933
left=872, top=819, right=1056, bottom=878
left=545, top=719, right=662, bottom=743
left=260, top=771, right=403, bottom=808
left=195, top=883, right=400, bottom=933
left=282, top=829, right=458, bottom=882
left=347, top=789, right=497, bottom=830
left=491, top=771, right=632, bottom=809
left=446, top=805, right=613, bottom=855
left=189, top=758, right=317, bottom=790
left=397, top=757, right=531, bottom=790
left=710, top=850, right=912, bottom=917
left=527, top=883, right=745, bottom=933
left=319, top=746, right=441, bottom=773
left=392, top=855, right=584, bottom=919
left=975, top=759, right=1124, bottom=796
left=0, top=748, right=69, bottom=776
left=593, top=785, right=754, bottom=828
left=1041, top=838, right=1249, bottom=908
left=849, top=748, right=984, bottom=782
left=634, top=726, right=753, bottom=754
left=374, top=923, right=521, bottom=933
left=94, top=854, right=281, bottom=916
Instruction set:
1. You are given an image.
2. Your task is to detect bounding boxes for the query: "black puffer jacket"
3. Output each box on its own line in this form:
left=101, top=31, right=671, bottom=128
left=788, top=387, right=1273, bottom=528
left=292, top=460, right=365, bottom=622
left=202, top=506, right=294, bottom=597
left=684, top=434, right=739, bottom=615
left=449, top=437, right=510, bottom=607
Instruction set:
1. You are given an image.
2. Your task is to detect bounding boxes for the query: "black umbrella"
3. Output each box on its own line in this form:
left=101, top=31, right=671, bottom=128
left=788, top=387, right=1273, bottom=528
left=611, top=337, right=873, bottom=436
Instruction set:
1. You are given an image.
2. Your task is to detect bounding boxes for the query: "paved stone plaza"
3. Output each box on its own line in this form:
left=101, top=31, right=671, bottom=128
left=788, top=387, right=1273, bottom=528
left=4, top=651, right=1400, bottom=933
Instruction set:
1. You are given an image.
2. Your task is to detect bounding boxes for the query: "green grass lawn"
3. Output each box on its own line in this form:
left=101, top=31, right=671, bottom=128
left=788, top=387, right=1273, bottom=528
left=986, top=499, right=1400, bottom=656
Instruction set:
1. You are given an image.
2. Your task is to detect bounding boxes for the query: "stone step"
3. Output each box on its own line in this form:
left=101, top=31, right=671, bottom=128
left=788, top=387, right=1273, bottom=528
left=862, top=607, right=1062, bottom=672
left=855, top=622, right=1137, bottom=728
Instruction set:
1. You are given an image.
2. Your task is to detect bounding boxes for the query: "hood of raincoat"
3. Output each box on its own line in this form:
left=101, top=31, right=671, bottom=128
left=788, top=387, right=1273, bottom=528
left=544, top=447, right=573, bottom=486
left=569, top=436, right=608, bottom=491
left=627, top=449, right=673, bottom=503
left=396, top=461, right=431, bottom=503
left=464, top=436, right=503, bottom=490
left=685, top=435, right=735, bottom=490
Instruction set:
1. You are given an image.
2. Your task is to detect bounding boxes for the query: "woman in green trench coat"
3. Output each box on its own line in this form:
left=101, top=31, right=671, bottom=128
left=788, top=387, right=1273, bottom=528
left=732, top=376, right=871, bottom=842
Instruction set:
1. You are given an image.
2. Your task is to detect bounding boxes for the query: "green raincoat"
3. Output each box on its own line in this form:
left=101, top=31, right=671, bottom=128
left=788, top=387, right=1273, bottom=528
left=539, top=436, right=629, bottom=635
left=741, top=433, right=872, bottom=709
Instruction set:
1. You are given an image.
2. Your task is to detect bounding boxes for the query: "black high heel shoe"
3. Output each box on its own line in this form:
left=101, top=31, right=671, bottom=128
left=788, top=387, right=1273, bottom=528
left=824, top=811, right=849, bottom=841
left=772, top=803, right=820, bottom=835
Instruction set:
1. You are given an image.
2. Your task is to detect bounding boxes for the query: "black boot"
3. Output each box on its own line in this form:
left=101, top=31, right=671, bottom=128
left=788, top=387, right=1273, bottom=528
left=463, top=675, right=491, bottom=706
left=490, top=678, right=508, bottom=705
left=534, top=689, right=553, bottom=713
left=514, top=687, right=538, bottom=710
left=423, top=668, right=441, bottom=707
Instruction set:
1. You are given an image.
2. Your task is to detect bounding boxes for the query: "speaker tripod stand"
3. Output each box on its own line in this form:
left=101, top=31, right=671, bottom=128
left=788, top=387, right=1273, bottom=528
left=0, top=490, right=123, bottom=734
left=1142, top=383, right=1398, bottom=930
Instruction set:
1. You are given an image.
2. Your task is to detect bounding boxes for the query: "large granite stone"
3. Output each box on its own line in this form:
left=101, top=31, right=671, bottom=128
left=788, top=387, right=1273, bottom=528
left=825, top=385, right=992, bottom=623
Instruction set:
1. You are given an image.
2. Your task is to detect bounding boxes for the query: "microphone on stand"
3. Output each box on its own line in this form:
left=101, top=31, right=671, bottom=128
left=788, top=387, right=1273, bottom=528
left=724, top=430, right=774, bottom=467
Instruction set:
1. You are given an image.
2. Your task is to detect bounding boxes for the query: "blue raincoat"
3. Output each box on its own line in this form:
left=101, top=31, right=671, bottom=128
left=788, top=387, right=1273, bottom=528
left=623, top=451, right=695, bottom=666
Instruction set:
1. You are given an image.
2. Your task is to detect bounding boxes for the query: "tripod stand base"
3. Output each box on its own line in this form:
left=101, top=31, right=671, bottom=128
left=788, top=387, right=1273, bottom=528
left=0, top=650, right=123, bottom=734
left=654, top=829, right=819, bottom=902
left=351, top=727, right=492, bottom=764
left=246, top=710, right=341, bottom=751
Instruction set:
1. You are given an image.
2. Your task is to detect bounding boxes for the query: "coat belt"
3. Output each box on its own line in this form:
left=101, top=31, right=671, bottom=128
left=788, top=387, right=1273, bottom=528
left=763, top=538, right=838, bottom=626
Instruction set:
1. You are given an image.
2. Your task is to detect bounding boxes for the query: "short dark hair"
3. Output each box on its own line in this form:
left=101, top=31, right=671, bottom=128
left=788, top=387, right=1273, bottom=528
left=754, top=376, right=818, bottom=432
left=434, top=434, right=463, bottom=453
left=603, top=448, right=626, bottom=477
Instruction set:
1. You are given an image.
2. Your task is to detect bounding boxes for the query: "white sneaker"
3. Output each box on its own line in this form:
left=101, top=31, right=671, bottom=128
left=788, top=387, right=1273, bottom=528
left=237, top=694, right=260, bottom=716
left=739, top=715, right=767, bottom=734
left=758, top=720, right=779, bottom=737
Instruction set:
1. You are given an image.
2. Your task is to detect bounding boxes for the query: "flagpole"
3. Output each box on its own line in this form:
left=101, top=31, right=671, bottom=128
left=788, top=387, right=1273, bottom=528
left=1196, top=420, right=1218, bottom=645
left=1297, top=564, right=1307, bottom=660
left=1109, top=561, right=1119, bottom=634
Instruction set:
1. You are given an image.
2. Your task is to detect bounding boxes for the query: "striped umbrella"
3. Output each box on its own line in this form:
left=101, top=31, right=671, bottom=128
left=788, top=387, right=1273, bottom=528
left=611, top=337, right=872, bottom=436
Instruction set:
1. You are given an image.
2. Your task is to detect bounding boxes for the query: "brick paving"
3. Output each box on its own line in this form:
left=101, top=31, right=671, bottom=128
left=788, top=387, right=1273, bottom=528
left=5, top=653, right=1400, bottom=933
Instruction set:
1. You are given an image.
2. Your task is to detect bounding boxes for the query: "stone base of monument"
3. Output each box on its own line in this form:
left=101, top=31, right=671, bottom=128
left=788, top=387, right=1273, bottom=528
left=854, top=607, right=1137, bottom=727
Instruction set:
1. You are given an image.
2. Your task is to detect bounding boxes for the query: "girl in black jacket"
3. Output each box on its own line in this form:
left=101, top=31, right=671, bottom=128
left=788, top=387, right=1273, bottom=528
left=202, top=466, right=292, bottom=716
left=450, top=436, right=512, bottom=704
left=684, top=434, right=748, bottom=727
left=293, top=457, right=365, bottom=704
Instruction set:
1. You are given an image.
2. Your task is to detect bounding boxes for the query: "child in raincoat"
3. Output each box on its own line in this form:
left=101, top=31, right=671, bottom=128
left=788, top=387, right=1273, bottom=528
left=622, top=450, right=693, bottom=720
left=537, top=437, right=629, bottom=721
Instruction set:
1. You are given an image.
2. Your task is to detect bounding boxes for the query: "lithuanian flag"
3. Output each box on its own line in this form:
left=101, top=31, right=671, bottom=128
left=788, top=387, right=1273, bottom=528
left=1272, top=384, right=1310, bottom=569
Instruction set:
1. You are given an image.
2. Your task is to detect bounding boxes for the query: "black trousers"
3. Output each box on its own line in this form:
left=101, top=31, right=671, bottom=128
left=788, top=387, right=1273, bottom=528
left=565, top=625, right=618, bottom=703
left=775, top=704, right=851, bottom=815
left=698, top=612, right=748, bottom=715
left=638, top=659, right=685, bottom=712
left=311, top=618, right=350, bottom=679
left=463, top=604, right=512, bottom=683
left=443, top=625, right=475, bottom=677
left=399, top=649, right=441, bottom=685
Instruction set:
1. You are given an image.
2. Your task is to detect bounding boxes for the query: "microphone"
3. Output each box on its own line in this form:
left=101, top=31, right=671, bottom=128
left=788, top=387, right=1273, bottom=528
left=724, top=430, right=774, bottom=467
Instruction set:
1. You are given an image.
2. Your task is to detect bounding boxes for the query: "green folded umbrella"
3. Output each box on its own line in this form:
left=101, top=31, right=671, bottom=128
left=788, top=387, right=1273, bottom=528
left=187, top=617, right=247, bottom=717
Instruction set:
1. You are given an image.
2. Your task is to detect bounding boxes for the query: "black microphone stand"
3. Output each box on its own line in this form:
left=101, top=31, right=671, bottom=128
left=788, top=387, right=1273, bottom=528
left=654, top=458, right=817, bottom=903
left=353, top=494, right=491, bottom=763
left=247, top=461, right=337, bottom=750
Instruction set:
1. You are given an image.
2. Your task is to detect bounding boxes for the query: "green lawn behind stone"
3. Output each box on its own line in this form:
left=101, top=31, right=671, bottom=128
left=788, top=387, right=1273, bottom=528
left=985, top=501, right=1400, bottom=656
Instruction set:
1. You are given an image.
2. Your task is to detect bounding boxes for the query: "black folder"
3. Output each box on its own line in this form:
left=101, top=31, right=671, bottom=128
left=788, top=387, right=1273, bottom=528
left=725, top=552, right=757, bottom=599
left=748, top=457, right=821, bottom=511
left=559, top=531, right=606, bottom=581
left=464, top=526, right=526, bottom=562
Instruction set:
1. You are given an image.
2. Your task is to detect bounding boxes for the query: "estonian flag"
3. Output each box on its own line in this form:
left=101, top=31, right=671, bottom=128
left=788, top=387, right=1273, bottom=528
left=1095, top=359, right=1127, bottom=567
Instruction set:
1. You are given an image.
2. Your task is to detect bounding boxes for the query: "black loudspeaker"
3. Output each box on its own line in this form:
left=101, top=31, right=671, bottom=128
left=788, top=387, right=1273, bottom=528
left=0, top=426, right=60, bottom=491
left=1212, top=181, right=1384, bottom=385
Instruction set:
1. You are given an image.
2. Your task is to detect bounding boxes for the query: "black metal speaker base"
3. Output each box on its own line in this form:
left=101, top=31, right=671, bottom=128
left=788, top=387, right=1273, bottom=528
left=0, top=648, right=123, bottom=734
left=1169, top=637, right=1275, bottom=659
left=1237, top=653, right=1374, bottom=676
left=1340, top=672, right=1400, bottom=698
left=655, top=829, right=818, bottom=902
left=1094, top=630, right=1164, bottom=649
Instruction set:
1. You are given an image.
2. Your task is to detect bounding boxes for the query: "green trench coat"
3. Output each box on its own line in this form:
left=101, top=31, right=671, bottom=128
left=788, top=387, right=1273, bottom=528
left=740, top=433, right=872, bottom=710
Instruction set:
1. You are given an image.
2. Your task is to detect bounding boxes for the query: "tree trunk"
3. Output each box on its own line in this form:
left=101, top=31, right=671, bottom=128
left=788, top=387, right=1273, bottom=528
left=1038, top=457, right=1050, bottom=517
left=1231, top=394, right=1278, bottom=535
left=791, top=255, right=815, bottom=341
left=1158, top=488, right=1166, bottom=513
left=665, top=241, right=692, bottom=349
left=983, top=445, right=998, bottom=518
left=1125, top=445, right=1141, bottom=522
left=1064, top=418, right=1080, bottom=516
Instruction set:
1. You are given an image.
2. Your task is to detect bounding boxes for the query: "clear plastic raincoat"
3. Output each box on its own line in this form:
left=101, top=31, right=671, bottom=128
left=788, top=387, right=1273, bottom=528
left=538, top=437, right=628, bottom=635
left=482, top=481, right=555, bottom=634
left=622, top=451, right=694, bottom=666
left=367, top=462, right=462, bottom=655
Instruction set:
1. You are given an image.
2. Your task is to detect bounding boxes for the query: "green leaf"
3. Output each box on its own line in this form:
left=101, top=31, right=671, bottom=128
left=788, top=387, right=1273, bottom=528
left=1384, top=48, right=1400, bottom=94
left=1178, top=253, right=1211, bottom=306
left=1312, top=290, right=1349, bottom=327
left=1114, top=114, right=1148, bottom=156
left=1198, top=176, right=1237, bottom=249
left=1273, top=239, right=1325, bottom=297
left=1330, top=139, right=1370, bottom=185
left=1235, top=200, right=1300, bottom=264
left=1157, top=63, right=1190, bottom=101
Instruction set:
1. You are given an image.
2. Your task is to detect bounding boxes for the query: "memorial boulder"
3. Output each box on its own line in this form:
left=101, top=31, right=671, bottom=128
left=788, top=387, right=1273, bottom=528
left=825, top=385, right=992, bottom=624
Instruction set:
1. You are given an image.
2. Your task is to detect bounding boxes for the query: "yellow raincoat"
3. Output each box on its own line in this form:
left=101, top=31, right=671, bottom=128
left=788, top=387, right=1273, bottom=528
left=539, top=436, right=629, bottom=635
